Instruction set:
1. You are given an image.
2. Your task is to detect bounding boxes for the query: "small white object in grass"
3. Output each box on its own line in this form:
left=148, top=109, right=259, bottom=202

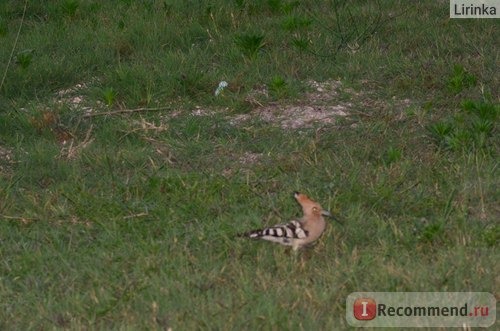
left=214, top=81, right=228, bottom=96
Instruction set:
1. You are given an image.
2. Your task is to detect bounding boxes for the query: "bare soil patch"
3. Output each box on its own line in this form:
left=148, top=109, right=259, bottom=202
left=0, top=145, right=15, bottom=176
left=229, top=79, right=414, bottom=129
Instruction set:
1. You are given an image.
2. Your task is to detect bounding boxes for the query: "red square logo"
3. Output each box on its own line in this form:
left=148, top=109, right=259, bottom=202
left=353, top=298, right=377, bottom=320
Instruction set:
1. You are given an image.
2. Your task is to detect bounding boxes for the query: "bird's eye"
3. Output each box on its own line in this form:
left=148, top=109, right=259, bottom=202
left=312, top=207, right=318, bottom=212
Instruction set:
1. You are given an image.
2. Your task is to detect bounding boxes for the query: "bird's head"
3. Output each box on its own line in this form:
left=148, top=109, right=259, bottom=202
left=293, top=191, right=331, bottom=219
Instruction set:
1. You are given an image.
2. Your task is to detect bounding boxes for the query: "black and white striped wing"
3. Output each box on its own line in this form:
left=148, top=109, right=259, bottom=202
left=243, top=220, right=309, bottom=246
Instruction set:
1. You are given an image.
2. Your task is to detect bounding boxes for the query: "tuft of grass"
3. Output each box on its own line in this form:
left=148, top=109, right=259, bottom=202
left=61, top=0, right=79, bottom=18
left=419, top=221, right=445, bottom=243
left=382, top=146, right=402, bottom=166
left=482, top=225, right=499, bottom=247
left=0, top=19, right=7, bottom=37
left=281, top=15, right=312, bottom=31
left=428, top=121, right=454, bottom=145
left=447, top=64, right=477, bottom=94
left=291, top=36, right=310, bottom=51
left=15, top=49, right=33, bottom=69
left=101, top=87, right=117, bottom=107
left=269, top=75, right=288, bottom=99
left=462, top=99, right=499, bottom=122
left=428, top=98, right=498, bottom=152
left=234, top=33, right=266, bottom=59
left=175, top=69, right=210, bottom=99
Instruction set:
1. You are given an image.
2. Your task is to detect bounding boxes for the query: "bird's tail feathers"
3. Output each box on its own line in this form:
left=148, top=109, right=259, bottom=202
left=236, top=229, right=262, bottom=238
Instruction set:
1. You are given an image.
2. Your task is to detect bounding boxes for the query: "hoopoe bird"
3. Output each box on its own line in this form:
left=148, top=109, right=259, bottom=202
left=239, top=191, right=332, bottom=250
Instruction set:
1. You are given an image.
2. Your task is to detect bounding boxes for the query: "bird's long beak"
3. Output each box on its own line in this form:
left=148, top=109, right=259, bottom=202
left=322, top=210, right=343, bottom=224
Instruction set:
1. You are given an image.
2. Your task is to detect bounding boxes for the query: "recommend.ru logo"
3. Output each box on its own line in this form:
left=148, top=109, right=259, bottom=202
left=346, top=292, right=496, bottom=328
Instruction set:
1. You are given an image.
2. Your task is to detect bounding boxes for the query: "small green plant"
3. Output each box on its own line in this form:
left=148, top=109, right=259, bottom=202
left=383, top=146, right=402, bottom=166
left=16, top=50, right=34, bottom=69
left=269, top=75, right=288, bottom=99
left=267, top=0, right=284, bottom=13
left=234, top=0, right=245, bottom=9
left=428, top=99, right=498, bottom=151
left=101, top=87, right=117, bottom=107
left=62, top=0, right=80, bottom=17
left=471, top=117, right=493, bottom=135
left=444, top=129, right=470, bottom=151
left=281, top=1, right=300, bottom=14
left=419, top=221, right=445, bottom=243
left=282, top=15, right=312, bottom=31
left=118, top=19, right=126, bottom=30
left=143, top=83, right=154, bottom=105
left=428, top=121, right=454, bottom=146
left=447, top=64, right=476, bottom=93
left=175, top=71, right=209, bottom=98
left=291, top=37, right=310, bottom=51
left=234, top=33, right=265, bottom=59
left=482, top=225, right=499, bottom=247
left=0, top=20, right=7, bottom=37
left=462, top=99, right=499, bottom=122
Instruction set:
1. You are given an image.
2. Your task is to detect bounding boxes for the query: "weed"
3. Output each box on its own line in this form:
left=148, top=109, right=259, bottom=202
left=61, top=0, right=79, bottom=18
left=175, top=71, right=209, bottom=98
left=234, top=33, right=265, bottom=59
left=445, top=128, right=471, bottom=151
left=234, top=0, right=245, bottom=9
left=447, top=64, right=477, bottom=94
left=101, top=87, right=117, bottom=107
left=281, top=15, right=312, bottom=31
left=428, top=93, right=498, bottom=152
left=291, top=37, right=310, bottom=51
left=419, top=221, right=445, bottom=243
left=0, top=20, right=7, bottom=37
left=269, top=75, right=288, bottom=99
left=281, top=1, right=300, bottom=14
left=267, top=0, right=284, bottom=13
left=15, top=49, right=33, bottom=69
left=482, top=225, right=499, bottom=247
left=383, top=146, right=402, bottom=166
left=462, top=99, right=498, bottom=122
left=428, top=121, right=454, bottom=146
left=471, top=117, right=494, bottom=135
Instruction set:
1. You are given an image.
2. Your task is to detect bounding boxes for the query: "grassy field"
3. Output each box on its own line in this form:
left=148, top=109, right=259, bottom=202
left=0, top=0, right=498, bottom=329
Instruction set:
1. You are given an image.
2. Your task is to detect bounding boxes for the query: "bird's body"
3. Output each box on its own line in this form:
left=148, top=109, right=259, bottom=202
left=240, top=192, right=330, bottom=250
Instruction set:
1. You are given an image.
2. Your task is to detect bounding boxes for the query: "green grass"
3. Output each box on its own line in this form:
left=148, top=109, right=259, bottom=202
left=0, top=0, right=498, bottom=329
